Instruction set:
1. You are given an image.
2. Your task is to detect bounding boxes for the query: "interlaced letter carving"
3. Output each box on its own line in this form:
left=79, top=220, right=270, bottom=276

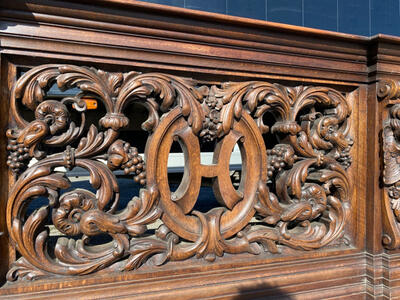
left=5, top=65, right=352, bottom=281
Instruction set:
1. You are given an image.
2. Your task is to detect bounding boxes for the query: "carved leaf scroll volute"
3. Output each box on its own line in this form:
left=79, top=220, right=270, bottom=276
left=378, top=79, right=400, bottom=249
left=5, top=64, right=353, bottom=281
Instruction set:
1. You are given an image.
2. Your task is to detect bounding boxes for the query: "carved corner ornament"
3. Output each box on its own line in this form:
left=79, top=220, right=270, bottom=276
left=378, top=79, right=400, bottom=249
left=5, top=65, right=353, bottom=281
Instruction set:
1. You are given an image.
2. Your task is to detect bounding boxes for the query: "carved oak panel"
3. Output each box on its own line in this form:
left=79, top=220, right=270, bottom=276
left=379, top=80, right=400, bottom=249
left=5, top=65, right=352, bottom=281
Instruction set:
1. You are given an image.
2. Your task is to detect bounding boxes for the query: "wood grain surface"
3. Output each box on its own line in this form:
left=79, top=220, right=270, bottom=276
left=0, top=1, right=399, bottom=299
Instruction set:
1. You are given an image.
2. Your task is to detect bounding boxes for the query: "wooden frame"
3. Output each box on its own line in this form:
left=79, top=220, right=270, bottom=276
left=0, top=1, right=398, bottom=299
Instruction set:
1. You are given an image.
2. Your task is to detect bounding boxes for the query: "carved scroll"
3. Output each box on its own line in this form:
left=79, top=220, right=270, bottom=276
left=378, top=79, right=400, bottom=249
left=5, top=65, right=352, bottom=281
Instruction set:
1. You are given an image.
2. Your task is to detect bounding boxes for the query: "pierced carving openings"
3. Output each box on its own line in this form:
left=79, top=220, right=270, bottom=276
left=5, top=65, right=353, bottom=281
left=379, top=79, right=400, bottom=249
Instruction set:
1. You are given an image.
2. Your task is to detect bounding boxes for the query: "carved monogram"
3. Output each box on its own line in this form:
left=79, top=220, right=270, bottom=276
left=5, top=65, right=352, bottom=281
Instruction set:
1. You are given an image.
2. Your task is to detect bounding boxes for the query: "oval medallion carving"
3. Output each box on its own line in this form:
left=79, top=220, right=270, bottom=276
left=5, top=65, right=352, bottom=280
left=146, top=108, right=266, bottom=241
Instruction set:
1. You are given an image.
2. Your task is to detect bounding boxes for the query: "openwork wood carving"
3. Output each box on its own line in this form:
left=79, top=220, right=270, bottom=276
left=5, top=65, right=352, bottom=281
left=378, top=79, right=400, bottom=249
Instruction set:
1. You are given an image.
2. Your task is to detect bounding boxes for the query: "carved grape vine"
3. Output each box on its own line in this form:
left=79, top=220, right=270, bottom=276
left=5, top=64, right=352, bottom=281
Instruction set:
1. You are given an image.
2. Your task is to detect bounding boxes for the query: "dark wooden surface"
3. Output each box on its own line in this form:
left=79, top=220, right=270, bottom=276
left=0, top=1, right=399, bottom=299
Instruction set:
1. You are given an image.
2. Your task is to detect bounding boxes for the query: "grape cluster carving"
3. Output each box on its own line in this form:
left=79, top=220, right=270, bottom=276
left=5, top=65, right=352, bottom=281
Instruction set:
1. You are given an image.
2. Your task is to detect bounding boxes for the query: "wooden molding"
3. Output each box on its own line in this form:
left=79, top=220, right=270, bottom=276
left=0, top=252, right=366, bottom=299
left=0, top=0, right=399, bottom=298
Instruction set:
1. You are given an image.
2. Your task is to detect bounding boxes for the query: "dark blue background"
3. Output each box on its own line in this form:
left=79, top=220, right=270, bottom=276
left=142, top=0, right=400, bottom=37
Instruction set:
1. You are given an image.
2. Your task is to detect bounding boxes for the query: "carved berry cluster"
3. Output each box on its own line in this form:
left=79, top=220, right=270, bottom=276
left=335, top=145, right=352, bottom=169
left=200, top=86, right=223, bottom=142
left=200, top=110, right=221, bottom=142
left=107, top=139, right=146, bottom=185
left=6, top=139, right=30, bottom=173
left=266, top=144, right=296, bottom=178
left=4, top=64, right=353, bottom=281
left=121, top=145, right=146, bottom=185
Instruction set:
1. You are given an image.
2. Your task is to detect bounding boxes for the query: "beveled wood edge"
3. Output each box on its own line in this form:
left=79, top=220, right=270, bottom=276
left=3, top=1, right=400, bottom=83
left=6, top=0, right=371, bottom=43
left=3, top=48, right=365, bottom=87
left=0, top=251, right=367, bottom=299
left=79, top=0, right=366, bottom=42
left=0, top=0, right=369, bottom=60
left=0, top=37, right=368, bottom=85
left=365, top=252, right=400, bottom=299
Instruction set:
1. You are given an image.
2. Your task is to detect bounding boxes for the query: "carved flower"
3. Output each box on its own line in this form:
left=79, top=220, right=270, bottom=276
left=35, top=100, right=69, bottom=135
left=52, top=190, right=95, bottom=236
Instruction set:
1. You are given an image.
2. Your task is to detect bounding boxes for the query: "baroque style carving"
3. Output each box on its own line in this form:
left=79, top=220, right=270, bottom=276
left=5, top=65, right=352, bottom=281
left=378, top=79, right=400, bottom=249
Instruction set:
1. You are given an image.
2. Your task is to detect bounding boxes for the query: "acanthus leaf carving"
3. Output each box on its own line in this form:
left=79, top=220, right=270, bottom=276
left=5, top=64, right=353, bottom=281
left=379, top=79, right=400, bottom=249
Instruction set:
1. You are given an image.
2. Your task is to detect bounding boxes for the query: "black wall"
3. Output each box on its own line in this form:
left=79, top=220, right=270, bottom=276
left=141, top=0, right=400, bottom=37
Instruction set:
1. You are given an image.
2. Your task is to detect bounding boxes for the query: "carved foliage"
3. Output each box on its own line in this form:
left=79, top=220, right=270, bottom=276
left=379, top=79, right=400, bottom=249
left=5, top=65, right=352, bottom=281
